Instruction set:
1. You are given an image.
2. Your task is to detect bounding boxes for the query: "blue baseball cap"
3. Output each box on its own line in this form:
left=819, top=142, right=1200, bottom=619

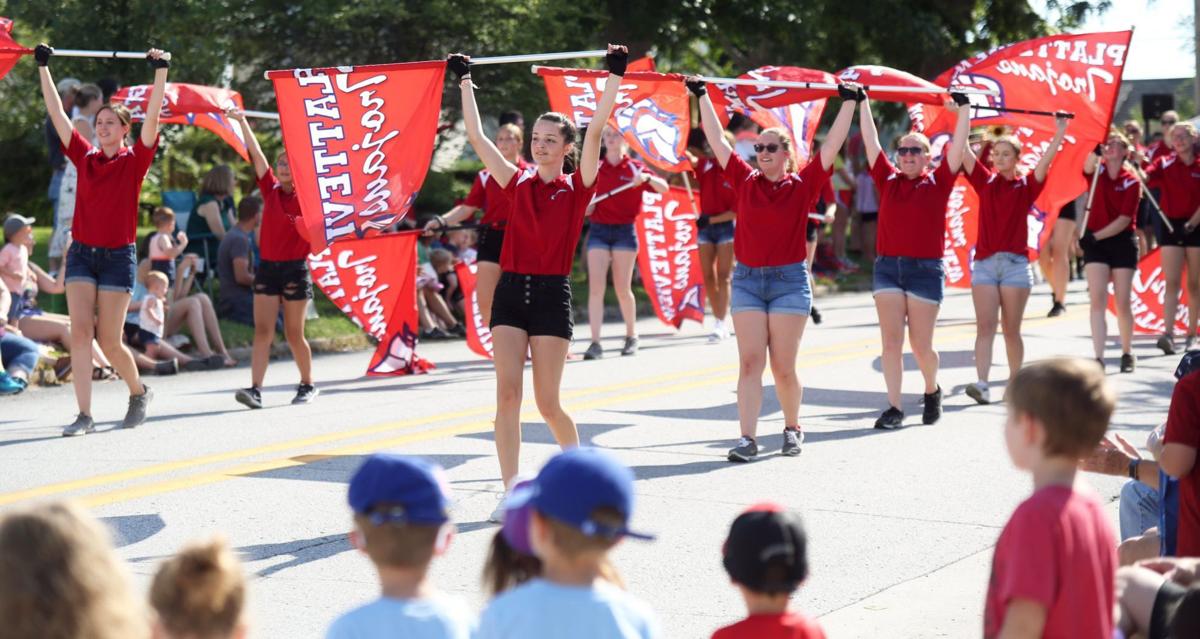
left=530, top=447, right=653, bottom=541
left=347, top=454, right=450, bottom=525
left=1177, top=351, right=1200, bottom=380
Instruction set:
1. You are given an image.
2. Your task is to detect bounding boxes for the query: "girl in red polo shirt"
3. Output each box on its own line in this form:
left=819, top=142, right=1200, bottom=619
left=859, top=92, right=969, bottom=430
left=1145, top=122, right=1200, bottom=355
left=227, top=110, right=317, bottom=409
left=689, top=128, right=739, bottom=342
left=963, top=114, right=1070, bottom=405
left=37, top=44, right=168, bottom=436
left=1081, top=133, right=1142, bottom=372
left=689, top=76, right=858, bottom=462
left=451, top=46, right=625, bottom=518
left=424, top=123, right=529, bottom=327
left=581, top=126, right=669, bottom=360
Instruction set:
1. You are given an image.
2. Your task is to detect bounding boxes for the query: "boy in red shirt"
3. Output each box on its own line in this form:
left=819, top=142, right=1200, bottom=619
left=713, top=503, right=825, bottom=639
left=984, top=358, right=1118, bottom=638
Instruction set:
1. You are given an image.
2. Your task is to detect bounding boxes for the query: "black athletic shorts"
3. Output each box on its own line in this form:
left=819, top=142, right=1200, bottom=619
left=253, top=259, right=313, bottom=301
left=476, top=226, right=505, bottom=264
left=1154, top=214, right=1200, bottom=248
left=1082, top=231, right=1139, bottom=269
left=858, top=211, right=879, bottom=223
left=1058, top=199, right=1077, bottom=222
left=490, top=272, right=573, bottom=339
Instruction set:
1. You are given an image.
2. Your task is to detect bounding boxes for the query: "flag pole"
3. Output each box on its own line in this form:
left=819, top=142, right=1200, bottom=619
left=1128, top=165, right=1176, bottom=233
left=53, top=49, right=172, bottom=61
left=681, top=171, right=699, bottom=218
left=471, top=50, right=607, bottom=66
left=695, top=75, right=1000, bottom=97
left=590, top=180, right=642, bottom=206
left=973, top=106, right=1075, bottom=119
left=243, top=110, right=280, bottom=121
left=1078, top=161, right=1104, bottom=238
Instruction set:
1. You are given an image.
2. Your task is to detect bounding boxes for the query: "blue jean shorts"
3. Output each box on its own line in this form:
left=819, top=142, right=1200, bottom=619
left=972, top=252, right=1033, bottom=289
left=587, top=223, right=638, bottom=252
left=697, top=219, right=735, bottom=246
left=65, top=242, right=137, bottom=293
left=731, top=261, right=812, bottom=316
left=873, top=256, right=945, bottom=305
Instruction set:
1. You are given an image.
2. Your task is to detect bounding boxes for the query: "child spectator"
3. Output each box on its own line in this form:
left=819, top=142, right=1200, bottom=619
left=483, top=477, right=543, bottom=597
left=0, top=501, right=148, bottom=639
left=983, top=358, right=1117, bottom=638
left=713, top=503, right=825, bottom=638
left=326, top=454, right=475, bottom=639
left=148, top=206, right=189, bottom=285
left=447, top=228, right=477, bottom=264
left=150, top=536, right=247, bottom=639
left=430, top=248, right=463, bottom=315
left=478, top=447, right=658, bottom=639
left=137, top=270, right=169, bottom=350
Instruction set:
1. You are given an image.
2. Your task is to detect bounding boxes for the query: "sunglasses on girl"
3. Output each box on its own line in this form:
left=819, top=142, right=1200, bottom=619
left=896, top=146, right=926, bottom=156
left=753, top=143, right=781, bottom=154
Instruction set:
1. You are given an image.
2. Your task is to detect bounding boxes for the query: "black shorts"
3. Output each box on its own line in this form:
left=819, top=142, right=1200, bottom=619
left=123, top=322, right=160, bottom=348
left=253, top=259, right=313, bottom=301
left=806, top=219, right=820, bottom=242
left=1149, top=579, right=1187, bottom=639
left=477, top=226, right=505, bottom=264
left=490, top=272, right=573, bottom=340
left=1154, top=214, right=1200, bottom=247
left=858, top=211, right=879, bottom=223
left=1083, top=231, right=1139, bottom=269
left=1058, top=199, right=1077, bottom=222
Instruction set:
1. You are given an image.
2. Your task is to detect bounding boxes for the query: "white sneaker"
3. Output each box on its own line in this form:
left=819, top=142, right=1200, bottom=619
left=488, top=494, right=506, bottom=523
left=708, top=319, right=729, bottom=344
left=965, top=382, right=990, bottom=405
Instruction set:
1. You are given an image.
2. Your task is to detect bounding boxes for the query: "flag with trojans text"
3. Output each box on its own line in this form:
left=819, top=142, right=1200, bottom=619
left=707, top=67, right=834, bottom=169
left=307, top=233, right=433, bottom=377
left=269, top=60, right=445, bottom=251
left=112, top=83, right=250, bottom=160
left=636, top=186, right=705, bottom=328
left=1108, top=248, right=1191, bottom=335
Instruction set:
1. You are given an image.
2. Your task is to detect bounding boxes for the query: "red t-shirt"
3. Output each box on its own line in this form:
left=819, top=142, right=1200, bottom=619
left=1144, top=154, right=1200, bottom=220
left=983, top=485, right=1116, bottom=639
left=1083, top=167, right=1140, bottom=233
left=591, top=156, right=651, bottom=225
left=1165, top=371, right=1200, bottom=556
left=463, top=159, right=530, bottom=228
left=497, top=168, right=596, bottom=276
left=1146, top=140, right=1170, bottom=165
left=711, top=612, right=826, bottom=639
left=967, top=163, right=1045, bottom=261
left=696, top=156, right=736, bottom=216
left=812, top=177, right=835, bottom=215
left=723, top=153, right=831, bottom=268
left=62, top=130, right=158, bottom=248
left=257, top=169, right=310, bottom=262
left=871, top=156, right=956, bottom=259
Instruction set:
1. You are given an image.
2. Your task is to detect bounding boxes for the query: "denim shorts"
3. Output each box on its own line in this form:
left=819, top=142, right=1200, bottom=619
left=150, top=259, right=176, bottom=285
left=697, top=219, right=735, bottom=246
left=587, top=223, right=638, bottom=252
left=972, top=252, right=1033, bottom=289
left=730, top=261, right=812, bottom=316
left=65, top=242, right=137, bottom=293
left=873, top=256, right=945, bottom=305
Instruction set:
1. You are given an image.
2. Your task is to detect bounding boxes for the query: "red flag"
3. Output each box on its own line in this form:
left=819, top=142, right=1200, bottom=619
left=627, top=56, right=656, bottom=73
left=269, top=60, right=446, bottom=250
left=112, top=83, right=250, bottom=160
left=307, top=233, right=433, bottom=376
left=706, top=67, right=833, bottom=168
left=636, top=186, right=706, bottom=328
left=836, top=65, right=945, bottom=104
left=537, top=67, right=692, bottom=173
left=455, top=260, right=494, bottom=359
left=1109, top=248, right=1190, bottom=335
left=0, top=17, right=30, bottom=81
left=942, top=178, right=981, bottom=288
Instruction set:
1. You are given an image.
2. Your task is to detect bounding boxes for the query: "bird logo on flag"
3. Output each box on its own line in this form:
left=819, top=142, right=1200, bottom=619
left=368, top=324, right=422, bottom=376
left=950, top=73, right=1005, bottom=119
left=616, top=98, right=684, bottom=167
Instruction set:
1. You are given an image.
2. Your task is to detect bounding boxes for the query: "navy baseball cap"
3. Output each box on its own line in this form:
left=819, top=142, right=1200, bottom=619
left=1176, top=351, right=1200, bottom=380
left=347, top=454, right=450, bottom=526
left=530, top=447, right=653, bottom=541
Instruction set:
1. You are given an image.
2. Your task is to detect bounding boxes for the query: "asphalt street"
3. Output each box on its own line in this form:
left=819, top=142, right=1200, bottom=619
left=0, top=280, right=1173, bottom=638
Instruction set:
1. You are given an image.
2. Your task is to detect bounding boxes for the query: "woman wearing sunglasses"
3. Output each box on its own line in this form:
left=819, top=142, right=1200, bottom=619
left=859, top=92, right=970, bottom=429
left=687, top=76, right=859, bottom=462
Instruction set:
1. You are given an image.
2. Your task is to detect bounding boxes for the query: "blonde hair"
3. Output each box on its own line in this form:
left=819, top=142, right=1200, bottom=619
left=759, top=127, right=797, bottom=173
left=899, top=132, right=932, bottom=153
left=429, top=248, right=454, bottom=269
left=990, top=135, right=1023, bottom=157
left=152, top=206, right=176, bottom=227
left=0, top=501, right=148, bottom=639
left=1173, top=122, right=1198, bottom=139
left=1106, top=128, right=1132, bottom=149
left=150, top=536, right=246, bottom=639
left=146, top=270, right=169, bottom=290
left=201, top=165, right=236, bottom=198
left=497, top=123, right=524, bottom=143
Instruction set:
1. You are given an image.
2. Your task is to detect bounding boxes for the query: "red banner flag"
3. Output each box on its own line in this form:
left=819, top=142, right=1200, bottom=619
left=307, top=233, right=433, bottom=376
left=269, top=60, right=445, bottom=251
left=636, top=186, right=706, bottom=328
left=627, top=56, right=656, bottom=73
left=912, top=31, right=1132, bottom=287
left=0, top=17, right=30, bottom=81
left=455, top=260, right=494, bottom=359
left=537, top=67, right=692, bottom=173
left=1108, top=248, right=1190, bottom=335
left=707, top=67, right=833, bottom=168
left=112, top=83, right=250, bottom=160
left=836, top=65, right=945, bottom=104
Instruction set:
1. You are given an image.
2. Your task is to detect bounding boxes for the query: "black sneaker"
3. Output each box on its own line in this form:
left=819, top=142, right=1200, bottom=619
left=181, top=358, right=210, bottom=372
left=1120, top=353, right=1136, bottom=373
left=1048, top=301, right=1066, bottom=318
left=235, top=387, right=263, bottom=409
left=583, top=341, right=603, bottom=360
left=620, top=336, right=639, bottom=356
left=292, top=383, right=319, bottom=404
left=810, top=307, right=823, bottom=325
left=922, top=386, right=943, bottom=425
left=727, top=436, right=758, bottom=462
left=781, top=427, right=804, bottom=456
left=874, top=407, right=904, bottom=430
left=62, top=413, right=95, bottom=437
left=121, top=384, right=153, bottom=429
left=154, top=360, right=179, bottom=376
left=448, top=323, right=467, bottom=338
left=1157, top=335, right=1177, bottom=355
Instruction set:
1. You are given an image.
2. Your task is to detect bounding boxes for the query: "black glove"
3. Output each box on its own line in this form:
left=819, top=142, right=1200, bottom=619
left=147, top=53, right=170, bottom=69
left=949, top=91, right=970, bottom=107
left=696, top=215, right=710, bottom=229
left=605, top=45, right=628, bottom=77
left=1094, top=143, right=1104, bottom=157
left=1080, top=230, right=1098, bottom=250
left=837, top=83, right=858, bottom=102
left=447, top=54, right=471, bottom=81
left=34, top=43, right=52, bottom=67
left=684, top=77, right=706, bottom=98
left=854, top=86, right=867, bottom=103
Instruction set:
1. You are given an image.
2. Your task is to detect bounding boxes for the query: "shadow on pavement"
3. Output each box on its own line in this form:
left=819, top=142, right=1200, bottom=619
left=237, top=533, right=352, bottom=577
left=236, top=452, right=490, bottom=485
left=461, top=422, right=632, bottom=447
left=101, top=513, right=166, bottom=548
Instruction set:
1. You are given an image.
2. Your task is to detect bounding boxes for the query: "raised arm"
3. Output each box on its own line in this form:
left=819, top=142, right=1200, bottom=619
left=944, top=93, right=971, bottom=174
left=687, top=78, right=732, bottom=169
left=450, top=54, right=517, bottom=189
left=1034, top=113, right=1071, bottom=183
left=226, top=108, right=271, bottom=179
left=35, top=45, right=72, bottom=146
left=859, top=96, right=882, bottom=168
left=578, top=45, right=628, bottom=188
left=141, top=49, right=170, bottom=148
left=820, top=84, right=863, bottom=171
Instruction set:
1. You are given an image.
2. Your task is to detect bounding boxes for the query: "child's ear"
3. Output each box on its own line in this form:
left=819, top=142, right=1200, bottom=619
left=349, top=528, right=366, bottom=554
left=434, top=523, right=455, bottom=556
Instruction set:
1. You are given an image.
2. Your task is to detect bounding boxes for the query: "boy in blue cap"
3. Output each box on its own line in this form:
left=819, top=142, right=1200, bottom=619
left=478, top=447, right=659, bottom=639
left=326, top=453, right=475, bottom=639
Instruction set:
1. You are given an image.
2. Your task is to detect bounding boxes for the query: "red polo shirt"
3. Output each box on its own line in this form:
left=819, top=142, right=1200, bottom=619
left=723, top=153, right=830, bottom=267
left=464, top=159, right=530, bottom=227
left=257, top=169, right=311, bottom=261
left=696, top=156, right=736, bottom=216
left=62, top=130, right=158, bottom=248
left=1144, top=153, right=1200, bottom=220
left=871, top=155, right=956, bottom=259
left=967, top=163, right=1045, bottom=261
left=497, top=168, right=595, bottom=275
left=591, top=156, right=651, bottom=225
left=1083, top=167, right=1140, bottom=233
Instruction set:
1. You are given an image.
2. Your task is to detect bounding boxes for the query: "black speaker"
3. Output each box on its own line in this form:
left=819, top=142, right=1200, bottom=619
left=1142, top=93, right=1176, bottom=123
